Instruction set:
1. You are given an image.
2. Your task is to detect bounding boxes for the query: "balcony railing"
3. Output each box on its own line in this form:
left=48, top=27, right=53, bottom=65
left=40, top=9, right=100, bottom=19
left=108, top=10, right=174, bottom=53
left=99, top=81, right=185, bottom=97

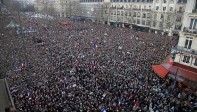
left=171, top=46, right=197, bottom=55
left=132, top=8, right=141, bottom=11
left=142, top=9, right=151, bottom=12
left=183, top=27, right=197, bottom=34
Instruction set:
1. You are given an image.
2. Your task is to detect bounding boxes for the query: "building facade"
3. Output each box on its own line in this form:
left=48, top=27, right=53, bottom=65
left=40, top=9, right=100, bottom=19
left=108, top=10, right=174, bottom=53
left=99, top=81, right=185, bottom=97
left=78, top=0, right=108, bottom=23
left=34, top=0, right=195, bottom=36
left=78, top=0, right=189, bottom=35
left=34, top=0, right=78, bottom=17
left=173, top=0, right=197, bottom=69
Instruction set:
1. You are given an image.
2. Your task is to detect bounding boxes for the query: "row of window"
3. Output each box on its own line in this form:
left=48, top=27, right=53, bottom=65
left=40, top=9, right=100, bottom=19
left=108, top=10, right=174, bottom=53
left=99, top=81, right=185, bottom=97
left=111, top=4, right=151, bottom=10
left=80, top=0, right=103, bottom=2
left=109, top=11, right=182, bottom=21
left=79, top=0, right=186, bottom=3
left=109, top=17, right=179, bottom=27
left=182, top=56, right=197, bottom=66
left=155, top=6, right=184, bottom=12
left=110, top=0, right=152, bottom=2
left=155, top=0, right=187, bottom=4
left=110, top=5, right=183, bottom=13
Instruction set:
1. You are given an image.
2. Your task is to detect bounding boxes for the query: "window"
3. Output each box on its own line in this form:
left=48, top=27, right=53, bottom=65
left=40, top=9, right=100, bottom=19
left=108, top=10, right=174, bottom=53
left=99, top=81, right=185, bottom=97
left=159, top=22, right=163, bottom=28
left=176, top=17, right=181, bottom=22
left=160, top=14, right=164, bottom=19
left=177, top=0, right=187, bottom=3
left=142, top=13, right=146, bottom=18
left=194, top=59, right=197, bottom=66
left=153, top=21, right=156, bottom=27
left=129, top=12, right=131, bottom=16
left=178, top=7, right=183, bottom=12
left=167, top=15, right=170, bottom=20
left=154, top=13, right=157, bottom=19
left=195, top=0, right=197, bottom=9
left=163, top=7, right=166, bottom=11
left=170, top=7, right=173, bottom=11
left=137, top=12, right=141, bottom=17
left=117, top=11, right=120, bottom=15
left=121, top=11, right=123, bottom=16
left=184, top=37, right=193, bottom=49
left=133, top=12, right=136, bottom=17
left=163, top=0, right=166, bottom=3
left=105, top=10, right=107, bottom=14
left=147, top=13, right=151, bottom=18
left=183, top=56, right=190, bottom=63
left=125, top=12, right=128, bottom=16
left=137, top=19, right=140, bottom=24
left=156, top=6, right=159, bottom=10
left=189, top=19, right=197, bottom=29
left=62, top=12, right=64, bottom=17
left=126, top=5, right=128, bottom=9
left=133, top=19, right=136, bottom=23
left=142, top=20, right=145, bottom=25
left=146, top=20, right=151, bottom=25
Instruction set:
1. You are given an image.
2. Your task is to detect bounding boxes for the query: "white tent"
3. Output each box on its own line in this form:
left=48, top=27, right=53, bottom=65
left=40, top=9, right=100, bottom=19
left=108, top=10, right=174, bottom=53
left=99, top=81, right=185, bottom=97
left=5, top=21, right=20, bottom=28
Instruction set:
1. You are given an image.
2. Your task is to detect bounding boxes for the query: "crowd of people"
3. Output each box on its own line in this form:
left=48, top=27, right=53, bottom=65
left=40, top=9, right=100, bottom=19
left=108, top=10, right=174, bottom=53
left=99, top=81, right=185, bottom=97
left=2, top=13, right=197, bottom=111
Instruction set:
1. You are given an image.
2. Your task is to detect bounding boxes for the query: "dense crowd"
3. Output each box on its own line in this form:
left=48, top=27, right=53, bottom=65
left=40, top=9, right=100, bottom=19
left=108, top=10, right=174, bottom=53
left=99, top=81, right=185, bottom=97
left=2, top=13, right=197, bottom=112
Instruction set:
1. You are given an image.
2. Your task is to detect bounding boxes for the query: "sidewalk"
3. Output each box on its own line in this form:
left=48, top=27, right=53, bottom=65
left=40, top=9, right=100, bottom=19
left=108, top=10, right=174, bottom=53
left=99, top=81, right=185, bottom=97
left=0, top=79, right=11, bottom=112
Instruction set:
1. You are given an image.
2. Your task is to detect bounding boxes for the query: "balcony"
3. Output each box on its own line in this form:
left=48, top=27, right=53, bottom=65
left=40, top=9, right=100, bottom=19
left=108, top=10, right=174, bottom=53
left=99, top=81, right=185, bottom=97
left=142, top=9, right=151, bottom=12
left=132, top=8, right=141, bottom=11
left=171, top=46, right=197, bottom=56
left=192, top=9, right=197, bottom=13
left=183, top=27, right=197, bottom=34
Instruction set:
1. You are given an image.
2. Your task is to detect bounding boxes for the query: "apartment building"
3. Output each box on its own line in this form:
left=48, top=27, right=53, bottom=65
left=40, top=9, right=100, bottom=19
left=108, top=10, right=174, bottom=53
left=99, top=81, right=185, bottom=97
left=173, top=0, right=197, bottom=69
left=78, top=0, right=107, bottom=23
left=34, top=0, right=78, bottom=17
left=34, top=0, right=56, bottom=15
left=78, top=0, right=189, bottom=35
left=152, top=0, right=197, bottom=90
left=34, top=0, right=193, bottom=36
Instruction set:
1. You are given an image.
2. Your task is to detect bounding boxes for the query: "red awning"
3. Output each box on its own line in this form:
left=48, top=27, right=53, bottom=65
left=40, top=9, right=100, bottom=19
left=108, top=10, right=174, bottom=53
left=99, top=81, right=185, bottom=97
left=161, top=62, right=197, bottom=82
left=152, top=65, right=169, bottom=78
